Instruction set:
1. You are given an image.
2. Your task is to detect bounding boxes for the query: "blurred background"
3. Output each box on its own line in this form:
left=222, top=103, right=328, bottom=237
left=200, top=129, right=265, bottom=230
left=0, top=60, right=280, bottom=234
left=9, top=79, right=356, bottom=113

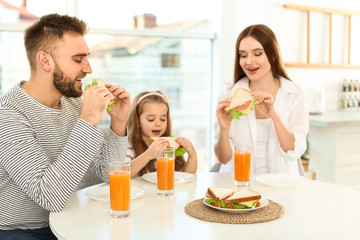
left=2, top=0, right=360, bottom=188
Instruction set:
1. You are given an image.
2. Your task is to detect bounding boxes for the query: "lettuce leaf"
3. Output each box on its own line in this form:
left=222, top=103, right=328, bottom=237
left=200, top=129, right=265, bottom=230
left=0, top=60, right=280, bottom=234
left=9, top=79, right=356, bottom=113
left=205, top=198, right=255, bottom=209
left=106, top=103, right=116, bottom=112
left=229, top=109, right=246, bottom=120
left=232, top=203, right=256, bottom=209
left=175, top=146, right=187, bottom=157
left=84, top=78, right=98, bottom=91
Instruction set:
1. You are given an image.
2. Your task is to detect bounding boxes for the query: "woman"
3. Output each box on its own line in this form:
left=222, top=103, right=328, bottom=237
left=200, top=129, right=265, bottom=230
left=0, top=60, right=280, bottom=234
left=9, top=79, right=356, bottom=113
left=214, top=24, right=309, bottom=175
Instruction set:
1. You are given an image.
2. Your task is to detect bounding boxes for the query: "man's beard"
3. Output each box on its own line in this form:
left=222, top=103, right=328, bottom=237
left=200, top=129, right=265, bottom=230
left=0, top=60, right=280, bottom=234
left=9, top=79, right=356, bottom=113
left=53, top=64, right=83, bottom=98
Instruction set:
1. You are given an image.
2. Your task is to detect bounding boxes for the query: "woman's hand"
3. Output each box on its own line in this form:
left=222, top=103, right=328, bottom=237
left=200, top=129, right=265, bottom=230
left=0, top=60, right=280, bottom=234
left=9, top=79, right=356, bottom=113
left=251, top=91, right=278, bottom=119
left=216, top=99, right=233, bottom=130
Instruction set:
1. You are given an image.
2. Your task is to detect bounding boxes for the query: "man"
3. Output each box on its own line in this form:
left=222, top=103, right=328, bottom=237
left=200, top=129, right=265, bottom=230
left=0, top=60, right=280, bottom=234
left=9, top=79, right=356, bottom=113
left=0, top=14, right=130, bottom=239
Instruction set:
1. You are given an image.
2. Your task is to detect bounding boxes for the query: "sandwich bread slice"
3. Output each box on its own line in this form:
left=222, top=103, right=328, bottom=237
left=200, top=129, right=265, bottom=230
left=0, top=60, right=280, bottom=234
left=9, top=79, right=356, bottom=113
left=224, top=187, right=261, bottom=208
left=207, top=187, right=239, bottom=201
left=150, top=137, right=180, bottom=150
left=224, top=88, right=260, bottom=120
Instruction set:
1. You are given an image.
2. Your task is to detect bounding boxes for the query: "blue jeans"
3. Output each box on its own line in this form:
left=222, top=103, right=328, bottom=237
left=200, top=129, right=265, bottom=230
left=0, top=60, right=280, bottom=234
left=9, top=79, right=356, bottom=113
left=0, top=227, right=57, bottom=240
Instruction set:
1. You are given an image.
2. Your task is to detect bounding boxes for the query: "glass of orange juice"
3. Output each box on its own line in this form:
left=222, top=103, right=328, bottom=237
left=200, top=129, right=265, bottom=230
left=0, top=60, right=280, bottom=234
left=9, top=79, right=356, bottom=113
left=156, top=148, right=175, bottom=196
left=109, top=161, right=131, bottom=218
left=234, top=144, right=251, bottom=188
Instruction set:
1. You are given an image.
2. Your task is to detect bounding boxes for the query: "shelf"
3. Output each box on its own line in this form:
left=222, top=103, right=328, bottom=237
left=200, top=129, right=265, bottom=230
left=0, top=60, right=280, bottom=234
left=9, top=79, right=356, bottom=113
left=286, top=63, right=360, bottom=69
left=284, top=4, right=360, bottom=68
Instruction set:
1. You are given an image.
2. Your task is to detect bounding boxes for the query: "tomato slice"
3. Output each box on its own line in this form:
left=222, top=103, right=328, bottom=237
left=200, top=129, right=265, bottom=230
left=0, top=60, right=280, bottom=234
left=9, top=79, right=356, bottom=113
left=234, top=101, right=251, bottom=111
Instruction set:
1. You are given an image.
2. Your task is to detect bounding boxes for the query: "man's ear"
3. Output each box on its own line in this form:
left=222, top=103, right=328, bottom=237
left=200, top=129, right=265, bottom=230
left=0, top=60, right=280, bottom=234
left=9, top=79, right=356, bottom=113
left=36, top=51, right=54, bottom=72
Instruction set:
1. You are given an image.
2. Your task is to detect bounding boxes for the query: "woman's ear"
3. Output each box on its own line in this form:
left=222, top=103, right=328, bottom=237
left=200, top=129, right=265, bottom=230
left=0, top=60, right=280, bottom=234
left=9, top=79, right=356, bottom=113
left=36, top=51, right=53, bottom=72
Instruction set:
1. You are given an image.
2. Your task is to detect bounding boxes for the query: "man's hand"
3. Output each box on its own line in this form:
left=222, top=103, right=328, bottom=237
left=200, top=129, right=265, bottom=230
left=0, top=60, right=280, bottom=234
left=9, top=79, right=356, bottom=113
left=106, top=84, right=131, bottom=136
left=80, top=84, right=112, bottom=126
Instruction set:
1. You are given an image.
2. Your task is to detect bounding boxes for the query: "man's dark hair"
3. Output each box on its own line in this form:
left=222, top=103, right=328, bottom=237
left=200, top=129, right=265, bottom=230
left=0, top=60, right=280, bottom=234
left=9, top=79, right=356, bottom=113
left=24, top=14, right=88, bottom=70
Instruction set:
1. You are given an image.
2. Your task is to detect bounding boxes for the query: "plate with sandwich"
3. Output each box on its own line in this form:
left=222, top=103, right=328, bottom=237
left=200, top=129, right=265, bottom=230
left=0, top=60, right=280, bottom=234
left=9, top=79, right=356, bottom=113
left=225, top=88, right=260, bottom=120
left=204, top=187, right=268, bottom=213
left=142, top=171, right=195, bottom=184
left=85, top=185, right=144, bottom=202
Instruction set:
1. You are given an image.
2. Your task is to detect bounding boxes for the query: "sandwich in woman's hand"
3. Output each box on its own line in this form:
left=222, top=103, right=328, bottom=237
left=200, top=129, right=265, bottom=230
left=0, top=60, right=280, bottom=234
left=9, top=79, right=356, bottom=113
left=224, top=88, right=260, bottom=120
left=150, top=137, right=187, bottom=157
left=205, top=187, right=261, bottom=209
left=84, top=78, right=117, bottom=111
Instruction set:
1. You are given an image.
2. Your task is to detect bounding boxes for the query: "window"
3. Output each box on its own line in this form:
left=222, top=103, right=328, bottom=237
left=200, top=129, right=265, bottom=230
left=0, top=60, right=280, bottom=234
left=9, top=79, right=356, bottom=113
left=0, top=0, right=216, bottom=172
left=88, top=34, right=212, bottom=171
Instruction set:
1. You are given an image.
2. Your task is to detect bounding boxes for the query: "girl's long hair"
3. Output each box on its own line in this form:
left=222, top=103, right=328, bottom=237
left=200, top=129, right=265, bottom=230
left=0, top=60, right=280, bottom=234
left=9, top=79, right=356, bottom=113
left=127, top=91, right=185, bottom=176
left=233, top=24, right=291, bottom=83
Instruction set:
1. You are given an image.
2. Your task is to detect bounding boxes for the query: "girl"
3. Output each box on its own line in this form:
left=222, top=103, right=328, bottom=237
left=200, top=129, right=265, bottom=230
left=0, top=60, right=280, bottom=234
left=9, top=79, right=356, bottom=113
left=127, top=91, right=197, bottom=177
left=214, top=24, right=309, bottom=175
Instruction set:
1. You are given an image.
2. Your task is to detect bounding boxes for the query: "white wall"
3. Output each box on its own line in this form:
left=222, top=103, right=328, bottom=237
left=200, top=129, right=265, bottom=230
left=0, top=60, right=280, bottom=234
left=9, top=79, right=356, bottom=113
left=213, top=0, right=360, bottom=112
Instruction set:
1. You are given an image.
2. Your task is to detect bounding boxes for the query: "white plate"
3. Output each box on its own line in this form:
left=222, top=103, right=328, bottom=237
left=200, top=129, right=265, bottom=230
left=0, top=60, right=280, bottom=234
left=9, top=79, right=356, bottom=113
left=203, top=198, right=269, bottom=213
left=142, top=171, right=195, bottom=184
left=85, top=185, right=144, bottom=201
left=255, top=173, right=308, bottom=187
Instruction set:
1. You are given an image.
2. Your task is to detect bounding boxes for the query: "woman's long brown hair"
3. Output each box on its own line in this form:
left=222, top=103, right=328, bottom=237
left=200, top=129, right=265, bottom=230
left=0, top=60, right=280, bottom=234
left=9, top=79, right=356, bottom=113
left=127, top=91, right=185, bottom=176
left=233, top=24, right=291, bottom=83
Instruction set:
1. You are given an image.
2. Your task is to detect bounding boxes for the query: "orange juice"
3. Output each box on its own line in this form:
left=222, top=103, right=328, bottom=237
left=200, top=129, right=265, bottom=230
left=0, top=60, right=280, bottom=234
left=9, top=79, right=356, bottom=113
left=234, top=151, right=251, bottom=182
left=157, top=157, right=175, bottom=190
left=109, top=171, right=130, bottom=211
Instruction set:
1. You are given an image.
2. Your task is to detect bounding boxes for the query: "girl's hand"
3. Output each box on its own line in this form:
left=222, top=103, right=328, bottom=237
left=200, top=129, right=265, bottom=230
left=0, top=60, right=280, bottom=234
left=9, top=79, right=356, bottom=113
left=176, top=137, right=197, bottom=173
left=216, top=99, right=233, bottom=130
left=145, top=138, right=170, bottom=159
left=175, top=137, right=196, bottom=156
left=251, top=91, right=277, bottom=119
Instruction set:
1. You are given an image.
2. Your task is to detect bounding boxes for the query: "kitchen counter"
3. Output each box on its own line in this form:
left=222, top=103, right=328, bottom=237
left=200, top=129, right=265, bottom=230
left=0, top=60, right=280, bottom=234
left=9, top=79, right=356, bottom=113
left=308, top=111, right=360, bottom=187
left=309, top=111, right=360, bottom=127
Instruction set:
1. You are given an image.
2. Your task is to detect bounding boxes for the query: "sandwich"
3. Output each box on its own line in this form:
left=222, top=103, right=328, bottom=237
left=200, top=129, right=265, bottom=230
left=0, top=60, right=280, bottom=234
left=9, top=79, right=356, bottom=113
left=205, top=187, right=261, bottom=209
left=84, top=78, right=117, bottom=111
left=150, top=137, right=187, bottom=157
left=224, top=88, right=260, bottom=120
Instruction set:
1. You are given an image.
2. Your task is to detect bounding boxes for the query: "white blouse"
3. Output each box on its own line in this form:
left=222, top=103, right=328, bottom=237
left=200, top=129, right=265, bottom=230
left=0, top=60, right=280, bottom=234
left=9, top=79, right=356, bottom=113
left=254, top=118, right=272, bottom=174
left=216, top=76, right=309, bottom=175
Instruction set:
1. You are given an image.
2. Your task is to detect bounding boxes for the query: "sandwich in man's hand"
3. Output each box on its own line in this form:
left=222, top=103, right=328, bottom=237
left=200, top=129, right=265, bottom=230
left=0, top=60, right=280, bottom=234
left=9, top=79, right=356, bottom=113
left=84, top=78, right=117, bottom=111
left=224, top=88, right=260, bottom=120
left=205, top=187, right=261, bottom=209
left=150, top=137, right=187, bottom=157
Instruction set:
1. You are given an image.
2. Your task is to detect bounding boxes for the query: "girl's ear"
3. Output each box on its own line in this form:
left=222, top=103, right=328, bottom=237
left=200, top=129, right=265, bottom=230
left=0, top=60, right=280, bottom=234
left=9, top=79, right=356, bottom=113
left=36, top=51, right=54, bottom=72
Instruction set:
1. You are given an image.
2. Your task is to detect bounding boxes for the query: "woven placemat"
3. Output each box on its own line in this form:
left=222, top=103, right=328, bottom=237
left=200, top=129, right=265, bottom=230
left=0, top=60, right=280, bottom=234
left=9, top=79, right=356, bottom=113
left=185, top=198, right=284, bottom=224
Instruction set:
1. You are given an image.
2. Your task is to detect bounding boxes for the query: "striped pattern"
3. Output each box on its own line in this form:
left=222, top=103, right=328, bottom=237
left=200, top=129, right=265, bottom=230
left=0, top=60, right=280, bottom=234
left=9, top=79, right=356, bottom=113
left=125, top=145, right=135, bottom=162
left=0, top=82, right=128, bottom=230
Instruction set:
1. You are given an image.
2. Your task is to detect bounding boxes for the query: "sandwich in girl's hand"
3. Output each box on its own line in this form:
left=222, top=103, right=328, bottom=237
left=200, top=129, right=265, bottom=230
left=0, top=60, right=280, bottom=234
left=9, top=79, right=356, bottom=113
left=205, top=187, right=261, bottom=209
left=224, top=88, right=260, bottom=120
left=150, top=137, right=187, bottom=157
left=84, top=78, right=117, bottom=111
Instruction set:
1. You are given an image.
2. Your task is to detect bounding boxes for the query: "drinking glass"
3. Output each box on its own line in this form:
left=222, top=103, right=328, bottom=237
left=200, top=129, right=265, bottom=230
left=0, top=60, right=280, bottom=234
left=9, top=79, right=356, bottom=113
left=234, top=144, right=251, bottom=187
left=156, top=148, right=175, bottom=196
left=109, top=161, right=131, bottom=218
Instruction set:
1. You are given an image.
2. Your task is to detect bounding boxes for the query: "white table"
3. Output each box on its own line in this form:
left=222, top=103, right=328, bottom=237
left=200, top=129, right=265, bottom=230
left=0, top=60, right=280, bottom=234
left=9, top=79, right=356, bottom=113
left=49, top=172, right=360, bottom=240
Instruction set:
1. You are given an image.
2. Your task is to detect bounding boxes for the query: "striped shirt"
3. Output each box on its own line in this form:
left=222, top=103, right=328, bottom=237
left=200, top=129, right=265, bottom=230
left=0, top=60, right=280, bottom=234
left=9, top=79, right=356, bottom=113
left=0, top=82, right=127, bottom=230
